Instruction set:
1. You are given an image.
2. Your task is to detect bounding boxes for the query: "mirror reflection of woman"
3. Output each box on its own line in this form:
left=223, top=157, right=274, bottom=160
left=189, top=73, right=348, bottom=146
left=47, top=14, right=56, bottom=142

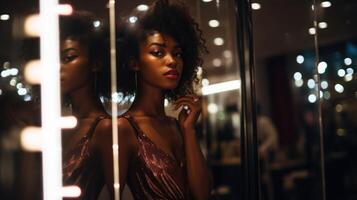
left=93, top=0, right=212, bottom=199
left=59, top=12, right=110, bottom=200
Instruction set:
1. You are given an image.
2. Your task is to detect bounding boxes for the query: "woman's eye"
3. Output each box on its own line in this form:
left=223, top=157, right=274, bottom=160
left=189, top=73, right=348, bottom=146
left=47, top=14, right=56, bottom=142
left=174, top=52, right=183, bottom=58
left=150, top=50, right=164, bottom=57
left=62, top=55, right=77, bottom=63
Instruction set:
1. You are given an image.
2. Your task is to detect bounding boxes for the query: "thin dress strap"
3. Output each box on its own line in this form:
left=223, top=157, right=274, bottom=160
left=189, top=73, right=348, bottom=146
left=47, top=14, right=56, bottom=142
left=87, top=115, right=109, bottom=138
left=120, top=115, right=141, bottom=138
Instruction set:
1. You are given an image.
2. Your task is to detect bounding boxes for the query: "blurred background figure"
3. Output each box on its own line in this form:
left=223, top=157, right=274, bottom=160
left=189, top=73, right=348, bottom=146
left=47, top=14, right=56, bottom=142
left=256, top=104, right=279, bottom=200
left=257, top=104, right=278, bottom=162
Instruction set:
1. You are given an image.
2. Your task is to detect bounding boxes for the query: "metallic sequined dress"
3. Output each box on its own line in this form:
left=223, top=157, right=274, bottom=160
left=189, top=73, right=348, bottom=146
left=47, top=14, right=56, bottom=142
left=122, top=115, right=192, bottom=200
left=63, top=115, right=108, bottom=200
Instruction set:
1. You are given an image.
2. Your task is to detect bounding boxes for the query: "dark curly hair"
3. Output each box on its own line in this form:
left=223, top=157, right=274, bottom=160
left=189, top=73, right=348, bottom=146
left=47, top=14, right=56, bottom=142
left=60, top=11, right=110, bottom=98
left=117, top=0, right=207, bottom=102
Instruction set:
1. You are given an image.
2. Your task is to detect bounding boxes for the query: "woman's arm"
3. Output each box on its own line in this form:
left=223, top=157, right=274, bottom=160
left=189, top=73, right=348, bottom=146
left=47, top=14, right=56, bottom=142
left=174, top=95, right=212, bottom=200
left=91, top=118, right=137, bottom=198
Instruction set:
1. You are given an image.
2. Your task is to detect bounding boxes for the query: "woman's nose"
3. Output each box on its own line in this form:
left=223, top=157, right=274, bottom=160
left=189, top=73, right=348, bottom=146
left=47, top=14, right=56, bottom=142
left=165, top=53, right=177, bottom=67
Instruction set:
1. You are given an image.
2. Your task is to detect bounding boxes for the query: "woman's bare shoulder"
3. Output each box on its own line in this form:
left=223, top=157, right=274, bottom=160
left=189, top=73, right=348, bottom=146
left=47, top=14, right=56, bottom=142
left=91, top=117, right=137, bottom=150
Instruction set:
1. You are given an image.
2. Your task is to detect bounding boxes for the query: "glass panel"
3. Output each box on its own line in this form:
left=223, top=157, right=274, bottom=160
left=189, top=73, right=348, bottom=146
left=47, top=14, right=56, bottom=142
left=116, top=0, right=241, bottom=199
left=57, top=1, right=111, bottom=199
left=1, top=0, right=244, bottom=199
left=0, top=1, right=42, bottom=199
left=252, top=1, right=325, bottom=200
left=316, top=1, right=357, bottom=199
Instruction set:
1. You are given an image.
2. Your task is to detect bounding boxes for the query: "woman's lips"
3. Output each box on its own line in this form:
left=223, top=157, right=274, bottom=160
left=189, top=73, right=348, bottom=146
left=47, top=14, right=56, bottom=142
left=164, top=69, right=179, bottom=79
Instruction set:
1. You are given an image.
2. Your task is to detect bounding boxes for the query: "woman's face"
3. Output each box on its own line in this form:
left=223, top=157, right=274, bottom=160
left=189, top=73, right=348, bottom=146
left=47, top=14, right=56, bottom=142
left=137, top=32, right=183, bottom=91
left=60, top=39, right=92, bottom=95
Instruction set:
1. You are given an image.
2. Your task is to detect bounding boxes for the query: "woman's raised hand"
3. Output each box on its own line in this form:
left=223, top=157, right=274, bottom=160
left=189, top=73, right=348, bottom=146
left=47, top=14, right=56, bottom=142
left=173, top=95, right=202, bottom=131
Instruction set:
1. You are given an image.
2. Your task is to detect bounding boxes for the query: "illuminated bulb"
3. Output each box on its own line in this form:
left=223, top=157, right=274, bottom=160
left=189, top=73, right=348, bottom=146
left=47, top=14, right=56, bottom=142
left=60, top=116, right=78, bottom=129
left=10, top=77, right=17, bottom=86
left=3, top=61, right=10, bottom=68
left=309, top=27, right=316, bottom=35
left=296, top=55, right=304, bottom=64
left=346, top=67, right=354, bottom=74
left=18, top=88, right=27, bottom=96
left=137, top=4, right=149, bottom=11
left=0, top=89, right=2, bottom=95
left=111, top=92, right=123, bottom=103
left=24, top=95, right=32, bottom=101
left=321, top=1, right=331, bottom=8
left=212, top=58, right=222, bottom=67
left=214, top=37, right=224, bottom=46
left=202, top=0, right=213, bottom=2
left=61, top=186, right=81, bottom=198
left=24, top=60, right=42, bottom=84
left=0, top=14, right=10, bottom=21
left=202, top=78, right=210, bottom=86
left=344, top=74, right=353, bottom=82
left=337, top=69, right=346, bottom=77
left=223, top=50, right=232, bottom=58
left=129, top=16, right=138, bottom=24
left=164, top=99, right=169, bottom=107
left=93, top=20, right=101, bottom=28
left=24, top=14, right=40, bottom=37
left=334, top=84, right=344, bottom=93
left=344, top=57, right=352, bottom=65
left=317, top=61, right=328, bottom=74
left=321, top=81, right=328, bottom=89
left=293, top=72, right=302, bottom=80
left=318, top=22, right=328, bottom=29
left=308, top=94, right=317, bottom=103
left=1, top=70, right=8, bottom=77
left=0, top=68, right=17, bottom=77
left=20, top=126, right=42, bottom=152
left=324, top=91, right=330, bottom=100
left=251, top=3, right=261, bottom=10
left=335, top=104, right=343, bottom=112
left=295, top=79, right=303, bottom=87
left=307, top=79, right=316, bottom=89
left=57, top=4, right=73, bottom=15
left=208, top=103, right=218, bottom=114
left=130, top=96, right=135, bottom=102
left=208, top=20, right=220, bottom=27
left=9, top=68, right=19, bottom=76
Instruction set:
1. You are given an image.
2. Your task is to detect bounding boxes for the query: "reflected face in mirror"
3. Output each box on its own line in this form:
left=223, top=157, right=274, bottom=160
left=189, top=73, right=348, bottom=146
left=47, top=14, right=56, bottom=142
left=60, top=39, right=92, bottom=95
left=137, top=32, right=183, bottom=90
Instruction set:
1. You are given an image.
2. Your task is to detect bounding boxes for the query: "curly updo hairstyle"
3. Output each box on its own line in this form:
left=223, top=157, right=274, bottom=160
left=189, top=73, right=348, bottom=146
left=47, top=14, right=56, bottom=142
left=117, top=0, right=207, bottom=102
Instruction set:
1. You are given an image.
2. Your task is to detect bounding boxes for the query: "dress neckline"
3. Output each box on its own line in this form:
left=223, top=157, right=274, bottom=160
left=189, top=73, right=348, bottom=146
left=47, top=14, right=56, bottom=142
left=124, top=114, right=184, bottom=167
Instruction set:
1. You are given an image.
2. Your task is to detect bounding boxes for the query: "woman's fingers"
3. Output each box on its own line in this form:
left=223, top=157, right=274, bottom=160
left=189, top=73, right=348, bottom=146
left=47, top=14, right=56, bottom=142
left=173, top=99, right=195, bottom=110
left=173, top=95, right=201, bottom=110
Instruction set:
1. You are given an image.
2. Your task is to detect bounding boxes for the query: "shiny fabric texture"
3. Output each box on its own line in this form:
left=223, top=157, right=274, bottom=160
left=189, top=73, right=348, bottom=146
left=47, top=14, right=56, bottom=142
left=63, top=115, right=108, bottom=200
left=122, top=115, right=192, bottom=200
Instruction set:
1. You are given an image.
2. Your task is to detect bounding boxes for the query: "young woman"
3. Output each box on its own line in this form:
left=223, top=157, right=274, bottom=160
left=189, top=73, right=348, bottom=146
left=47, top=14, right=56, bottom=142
left=93, top=0, right=212, bottom=199
left=59, top=12, right=110, bottom=200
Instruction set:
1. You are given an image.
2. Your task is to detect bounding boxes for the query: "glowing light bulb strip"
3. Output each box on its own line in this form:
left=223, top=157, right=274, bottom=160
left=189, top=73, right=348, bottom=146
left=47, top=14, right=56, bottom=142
left=61, top=186, right=81, bottom=198
left=202, top=80, right=241, bottom=95
left=39, top=0, right=62, bottom=200
left=108, top=0, right=120, bottom=200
